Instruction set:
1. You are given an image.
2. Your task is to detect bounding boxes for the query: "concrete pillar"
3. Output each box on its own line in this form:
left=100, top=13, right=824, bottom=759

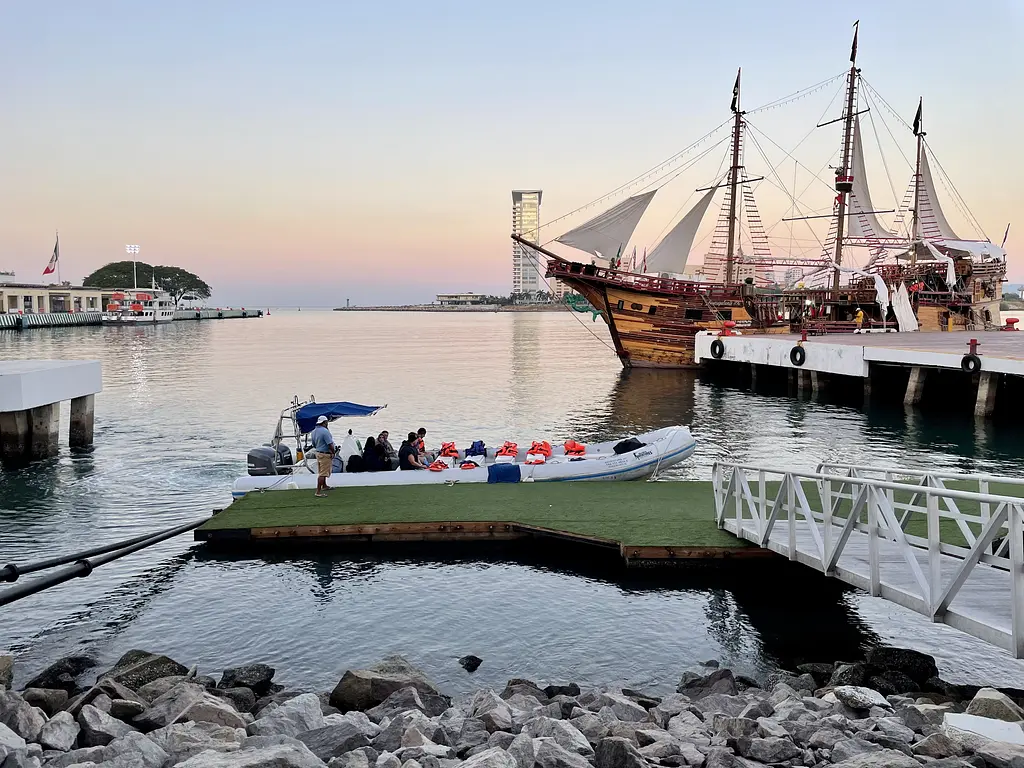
left=974, top=372, right=998, bottom=420
left=811, top=371, right=828, bottom=394
left=796, top=369, right=812, bottom=396
left=70, top=394, right=95, bottom=447
left=750, top=363, right=759, bottom=391
left=0, top=410, right=30, bottom=467
left=863, top=375, right=872, bottom=406
left=904, top=366, right=927, bottom=407
left=29, top=403, right=59, bottom=459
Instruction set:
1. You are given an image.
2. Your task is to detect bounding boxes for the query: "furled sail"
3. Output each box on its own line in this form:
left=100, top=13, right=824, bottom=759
left=846, top=116, right=899, bottom=242
left=645, top=188, right=717, bottom=274
left=555, top=190, right=657, bottom=261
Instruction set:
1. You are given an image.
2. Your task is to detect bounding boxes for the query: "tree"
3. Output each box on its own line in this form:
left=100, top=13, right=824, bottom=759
left=83, top=261, right=212, bottom=306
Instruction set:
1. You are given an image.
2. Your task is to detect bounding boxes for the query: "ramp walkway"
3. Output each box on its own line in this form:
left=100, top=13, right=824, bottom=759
left=713, top=462, right=1024, bottom=657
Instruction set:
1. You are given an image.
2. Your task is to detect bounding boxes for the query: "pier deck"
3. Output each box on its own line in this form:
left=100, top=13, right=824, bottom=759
left=197, top=482, right=765, bottom=564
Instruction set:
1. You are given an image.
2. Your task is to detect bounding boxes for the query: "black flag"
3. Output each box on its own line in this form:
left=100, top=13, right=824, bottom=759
left=730, top=68, right=741, bottom=113
left=850, top=20, right=859, bottom=63
left=912, top=98, right=923, bottom=135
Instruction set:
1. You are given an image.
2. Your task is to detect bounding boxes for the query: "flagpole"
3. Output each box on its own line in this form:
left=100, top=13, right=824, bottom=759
left=55, top=230, right=61, bottom=284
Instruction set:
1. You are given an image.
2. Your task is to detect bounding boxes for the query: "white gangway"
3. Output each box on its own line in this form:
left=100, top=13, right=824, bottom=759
left=712, top=462, right=1024, bottom=658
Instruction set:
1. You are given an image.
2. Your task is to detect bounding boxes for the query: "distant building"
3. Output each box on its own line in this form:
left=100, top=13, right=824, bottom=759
left=0, top=283, right=104, bottom=314
left=436, top=293, right=489, bottom=306
left=512, top=190, right=544, bottom=295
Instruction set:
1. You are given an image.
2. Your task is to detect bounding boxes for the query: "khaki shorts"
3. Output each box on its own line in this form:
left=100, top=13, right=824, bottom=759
left=317, top=454, right=333, bottom=478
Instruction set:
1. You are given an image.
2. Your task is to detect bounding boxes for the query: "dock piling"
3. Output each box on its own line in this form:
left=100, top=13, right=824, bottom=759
left=69, top=394, right=95, bottom=448
left=974, top=372, right=998, bottom=420
left=904, top=366, right=928, bottom=407
left=28, top=404, right=59, bottom=460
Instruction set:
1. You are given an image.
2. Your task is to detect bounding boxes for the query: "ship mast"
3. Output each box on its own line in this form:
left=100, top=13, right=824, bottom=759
left=725, top=68, right=743, bottom=285
left=831, top=22, right=860, bottom=291
left=911, top=97, right=924, bottom=265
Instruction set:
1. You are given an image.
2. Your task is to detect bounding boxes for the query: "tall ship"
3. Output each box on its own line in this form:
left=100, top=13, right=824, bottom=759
left=513, top=26, right=1008, bottom=369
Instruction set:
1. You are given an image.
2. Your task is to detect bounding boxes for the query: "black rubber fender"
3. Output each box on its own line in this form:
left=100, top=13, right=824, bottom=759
left=790, top=346, right=806, bottom=366
left=961, top=354, right=981, bottom=373
left=710, top=339, right=725, bottom=359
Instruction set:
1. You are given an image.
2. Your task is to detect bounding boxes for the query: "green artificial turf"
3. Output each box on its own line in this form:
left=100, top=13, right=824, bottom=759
left=202, top=481, right=742, bottom=548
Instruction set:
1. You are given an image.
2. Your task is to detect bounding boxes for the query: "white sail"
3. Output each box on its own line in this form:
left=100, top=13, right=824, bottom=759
left=555, top=191, right=657, bottom=260
left=846, top=116, right=899, bottom=242
left=645, top=188, right=717, bottom=274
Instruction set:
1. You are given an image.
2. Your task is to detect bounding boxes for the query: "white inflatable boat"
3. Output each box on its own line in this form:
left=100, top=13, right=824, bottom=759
left=235, top=400, right=696, bottom=498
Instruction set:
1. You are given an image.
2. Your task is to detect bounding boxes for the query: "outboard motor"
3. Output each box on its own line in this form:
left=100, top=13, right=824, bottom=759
left=275, top=443, right=293, bottom=468
left=247, top=445, right=279, bottom=476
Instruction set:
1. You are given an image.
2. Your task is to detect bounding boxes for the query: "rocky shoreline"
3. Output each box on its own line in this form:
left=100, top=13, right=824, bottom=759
left=2, top=647, right=1024, bottom=767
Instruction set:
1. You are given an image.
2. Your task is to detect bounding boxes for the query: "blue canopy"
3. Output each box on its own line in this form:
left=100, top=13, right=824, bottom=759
left=295, top=401, right=385, bottom=434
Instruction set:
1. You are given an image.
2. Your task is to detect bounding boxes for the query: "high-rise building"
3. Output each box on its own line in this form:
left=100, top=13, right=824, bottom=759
left=511, top=190, right=543, bottom=296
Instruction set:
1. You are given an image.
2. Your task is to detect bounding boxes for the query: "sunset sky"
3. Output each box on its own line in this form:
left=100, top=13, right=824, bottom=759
left=1, top=1, right=1021, bottom=306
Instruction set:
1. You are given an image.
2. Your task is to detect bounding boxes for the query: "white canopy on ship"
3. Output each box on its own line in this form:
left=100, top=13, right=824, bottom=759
left=555, top=191, right=657, bottom=262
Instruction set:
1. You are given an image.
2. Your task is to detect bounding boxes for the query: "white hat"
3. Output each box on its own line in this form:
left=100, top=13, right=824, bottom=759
left=316, top=415, right=329, bottom=425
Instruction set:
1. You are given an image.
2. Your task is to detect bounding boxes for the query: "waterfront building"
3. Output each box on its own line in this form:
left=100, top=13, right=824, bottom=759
left=512, top=190, right=544, bottom=295
left=0, top=283, right=104, bottom=314
left=436, top=293, right=490, bottom=306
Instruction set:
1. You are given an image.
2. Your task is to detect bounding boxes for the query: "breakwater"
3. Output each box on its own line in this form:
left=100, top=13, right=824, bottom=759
left=2, top=647, right=1023, bottom=767
left=0, top=309, right=262, bottom=330
left=333, top=305, right=562, bottom=312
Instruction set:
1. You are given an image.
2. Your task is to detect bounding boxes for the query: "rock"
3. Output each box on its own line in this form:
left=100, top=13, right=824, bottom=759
left=808, top=727, right=845, bottom=749
left=214, top=688, right=259, bottom=714
left=97, top=652, right=188, bottom=692
left=755, top=716, right=787, bottom=739
left=330, top=658, right=446, bottom=714
left=0, top=658, right=12, bottom=690
left=976, top=741, right=1024, bottom=768
left=506, top=732, right=534, bottom=768
left=594, top=736, right=646, bottom=768
left=866, top=647, right=939, bottom=685
left=712, top=716, right=759, bottom=739
left=543, top=685, right=580, bottom=700
left=859, top=730, right=914, bottom=755
left=135, top=682, right=247, bottom=731
left=678, top=669, right=738, bottom=699
left=220, top=665, right=276, bottom=697
left=174, top=740, right=327, bottom=767
left=38, top=711, right=79, bottom=751
left=329, top=750, right=372, bottom=768
left=832, top=749, right=922, bottom=767
left=0, top=751, right=39, bottom=768
left=109, top=699, right=146, bottom=721
left=0, top=691, right=45, bottom=742
left=366, top=688, right=450, bottom=724
left=797, top=662, right=835, bottom=683
left=692, top=693, right=753, bottom=718
left=23, top=656, right=96, bottom=694
left=460, top=747, right=516, bottom=768
left=648, top=694, right=695, bottom=729
left=943, top=712, right=1024, bottom=751
left=298, top=723, right=373, bottom=761
left=831, top=737, right=883, bottom=763
left=468, top=691, right=513, bottom=734
left=830, top=663, right=869, bottom=688
left=90, top=693, right=113, bottom=712
left=523, top=718, right=593, bottom=757
left=486, top=732, right=515, bottom=750
left=737, top=736, right=802, bottom=763
left=867, top=670, right=919, bottom=696
left=0, top=723, right=26, bottom=754
left=101, top=731, right=169, bottom=768
left=41, top=745, right=107, bottom=768
left=147, top=720, right=247, bottom=763
left=247, top=693, right=325, bottom=738
left=594, top=692, right=647, bottom=723
left=254, top=691, right=313, bottom=716
left=376, top=753, right=401, bottom=768
left=458, top=657, right=482, bottom=674
left=533, top=739, right=592, bottom=768
left=324, top=713, right=380, bottom=741
left=966, top=688, right=1024, bottom=723
left=20, top=688, right=67, bottom=717
left=873, top=716, right=916, bottom=743
left=834, top=685, right=893, bottom=711
left=137, top=675, right=189, bottom=703
left=568, top=712, right=607, bottom=742
left=912, top=732, right=961, bottom=758
left=454, top=717, right=489, bottom=756
left=78, top=704, right=136, bottom=747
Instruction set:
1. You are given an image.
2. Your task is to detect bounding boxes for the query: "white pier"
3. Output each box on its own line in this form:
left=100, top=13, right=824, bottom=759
left=0, top=360, right=102, bottom=467
left=714, top=462, right=1024, bottom=657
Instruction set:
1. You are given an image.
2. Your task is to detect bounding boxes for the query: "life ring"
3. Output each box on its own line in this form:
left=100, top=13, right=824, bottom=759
left=710, top=339, right=725, bottom=359
left=790, top=346, right=806, bottom=366
left=961, top=354, right=981, bottom=373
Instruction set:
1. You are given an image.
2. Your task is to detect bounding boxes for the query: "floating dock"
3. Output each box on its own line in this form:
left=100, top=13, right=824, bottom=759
left=196, top=482, right=766, bottom=565
left=695, top=330, right=1024, bottom=417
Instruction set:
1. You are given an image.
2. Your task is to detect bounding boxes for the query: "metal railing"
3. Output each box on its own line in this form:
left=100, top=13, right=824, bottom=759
left=712, top=461, right=1024, bottom=657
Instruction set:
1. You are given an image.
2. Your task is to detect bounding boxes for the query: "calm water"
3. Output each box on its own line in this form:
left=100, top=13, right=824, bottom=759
left=2, top=311, right=1024, bottom=694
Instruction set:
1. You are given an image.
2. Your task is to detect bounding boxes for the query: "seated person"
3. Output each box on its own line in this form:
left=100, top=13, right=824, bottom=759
left=362, top=436, right=385, bottom=472
left=399, top=432, right=426, bottom=470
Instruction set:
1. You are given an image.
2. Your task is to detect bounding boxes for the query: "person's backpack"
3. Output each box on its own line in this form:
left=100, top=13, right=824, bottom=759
left=613, top=438, right=645, bottom=454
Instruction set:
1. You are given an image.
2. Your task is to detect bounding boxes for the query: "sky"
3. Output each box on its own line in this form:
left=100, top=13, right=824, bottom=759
left=1, top=1, right=1022, bottom=307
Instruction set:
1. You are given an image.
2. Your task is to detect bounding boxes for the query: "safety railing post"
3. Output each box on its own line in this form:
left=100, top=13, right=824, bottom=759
left=927, top=491, right=942, bottom=618
left=1012, top=503, right=1024, bottom=658
left=787, top=473, right=796, bottom=560
left=713, top=464, right=723, bottom=526
left=823, top=477, right=833, bottom=565
left=980, top=479, right=990, bottom=528
left=758, top=470, right=766, bottom=541
left=868, top=486, right=881, bottom=596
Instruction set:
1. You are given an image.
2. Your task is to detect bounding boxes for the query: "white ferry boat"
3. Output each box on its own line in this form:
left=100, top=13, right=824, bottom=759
left=102, top=289, right=176, bottom=324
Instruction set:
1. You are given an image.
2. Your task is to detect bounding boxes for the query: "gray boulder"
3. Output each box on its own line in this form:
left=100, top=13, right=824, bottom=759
left=135, top=682, right=247, bottom=731
left=147, top=720, right=247, bottom=763
left=101, top=731, right=169, bottom=768
left=454, top=717, right=489, bottom=757
left=41, top=745, right=106, bottom=767
left=0, top=722, right=26, bottom=752
left=175, top=740, right=328, bottom=767
left=834, top=685, right=892, bottom=711
left=0, top=657, right=12, bottom=689
left=678, top=669, right=738, bottom=699
left=506, top=732, right=534, bottom=768
left=96, top=651, right=188, bottom=691
left=38, top=711, right=79, bottom=751
left=0, top=691, right=45, bottom=742
left=21, top=688, right=67, bottom=717
left=872, top=716, right=916, bottom=743
left=373, top=711, right=434, bottom=754
left=593, top=692, right=647, bottom=723
left=330, top=657, right=446, bottom=714
left=866, top=646, right=938, bottom=685
left=214, top=688, right=259, bottom=714
left=832, top=749, right=921, bottom=767
left=975, top=741, right=1024, bottom=768
left=807, top=726, right=845, bottom=749
left=831, top=736, right=883, bottom=762
left=109, top=698, right=146, bottom=721
left=736, top=736, right=801, bottom=763
left=500, top=680, right=548, bottom=703
left=830, top=663, right=868, bottom=687
left=323, top=712, right=380, bottom=740
left=691, top=693, right=750, bottom=718
left=299, top=723, right=372, bottom=761
left=486, top=732, right=515, bottom=750
left=23, top=655, right=96, bottom=694
left=220, top=665, right=277, bottom=697
left=459, top=747, right=516, bottom=768
left=366, top=688, right=448, bottom=723
left=966, top=688, right=1024, bottom=723
left=912, top=732, right=960, bottom=758
left=534, top=739, right=592, bottom=768
left=468, top=691, right=513, bottom=734
left=247, top=693, right=325, bottom=738
left=137, top=675, right=190, bottom=703
left=867, top=670, right=919, bottom=696
left=78, top=704, right=136, bottom=746
left=523, top=718, right=593, bottom=757
left=594, top=736, right=645, bottom=768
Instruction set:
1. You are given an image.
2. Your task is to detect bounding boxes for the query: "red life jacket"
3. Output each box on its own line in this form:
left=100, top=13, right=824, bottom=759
left=496, top=442, right=518, bottom=457
left=427, top=459, right=450, bottom=472
left=563, top=440, right=586, bottom=456
left=529, top=440, right=552, bottom=457
left=440, top=442, right=458, bottom=458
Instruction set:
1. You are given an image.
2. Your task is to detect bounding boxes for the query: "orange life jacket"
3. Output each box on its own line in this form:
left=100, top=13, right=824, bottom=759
left=563, top=440, right=586, bottom=456
left=416, top=438, right=425, bottom=453
left=529, top=440, right=552, bottom=457
left=440, top=442, right=459, bottom=458
left=496, top=441, right=518, bottom=457
left=427, top=459, right=450, bottom=472
left=460, top=460, right=479, bottom=470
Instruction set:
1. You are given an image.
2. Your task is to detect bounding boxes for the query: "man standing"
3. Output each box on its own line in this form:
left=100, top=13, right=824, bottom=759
left=311, top=415, right=335, bottom=497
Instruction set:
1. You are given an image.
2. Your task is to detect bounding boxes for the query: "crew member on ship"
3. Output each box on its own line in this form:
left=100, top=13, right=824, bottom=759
left=854, top=307, right=865, bottom=328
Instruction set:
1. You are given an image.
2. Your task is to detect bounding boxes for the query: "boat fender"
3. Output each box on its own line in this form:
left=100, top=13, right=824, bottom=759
left=710, top=339, right=725, bottom=359
left=961, top=354, right=982, bottom=373
left=790, top=346, right=806, bottom=366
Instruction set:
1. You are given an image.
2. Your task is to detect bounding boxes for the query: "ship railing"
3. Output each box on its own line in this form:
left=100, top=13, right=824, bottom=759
left=547, top=259, right=732, bottom=297
left=713, top=461, right=1024, bottom=656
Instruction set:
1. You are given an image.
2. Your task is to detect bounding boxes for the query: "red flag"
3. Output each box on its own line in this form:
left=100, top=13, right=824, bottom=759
left=43, top=236, right=59, bottom=276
